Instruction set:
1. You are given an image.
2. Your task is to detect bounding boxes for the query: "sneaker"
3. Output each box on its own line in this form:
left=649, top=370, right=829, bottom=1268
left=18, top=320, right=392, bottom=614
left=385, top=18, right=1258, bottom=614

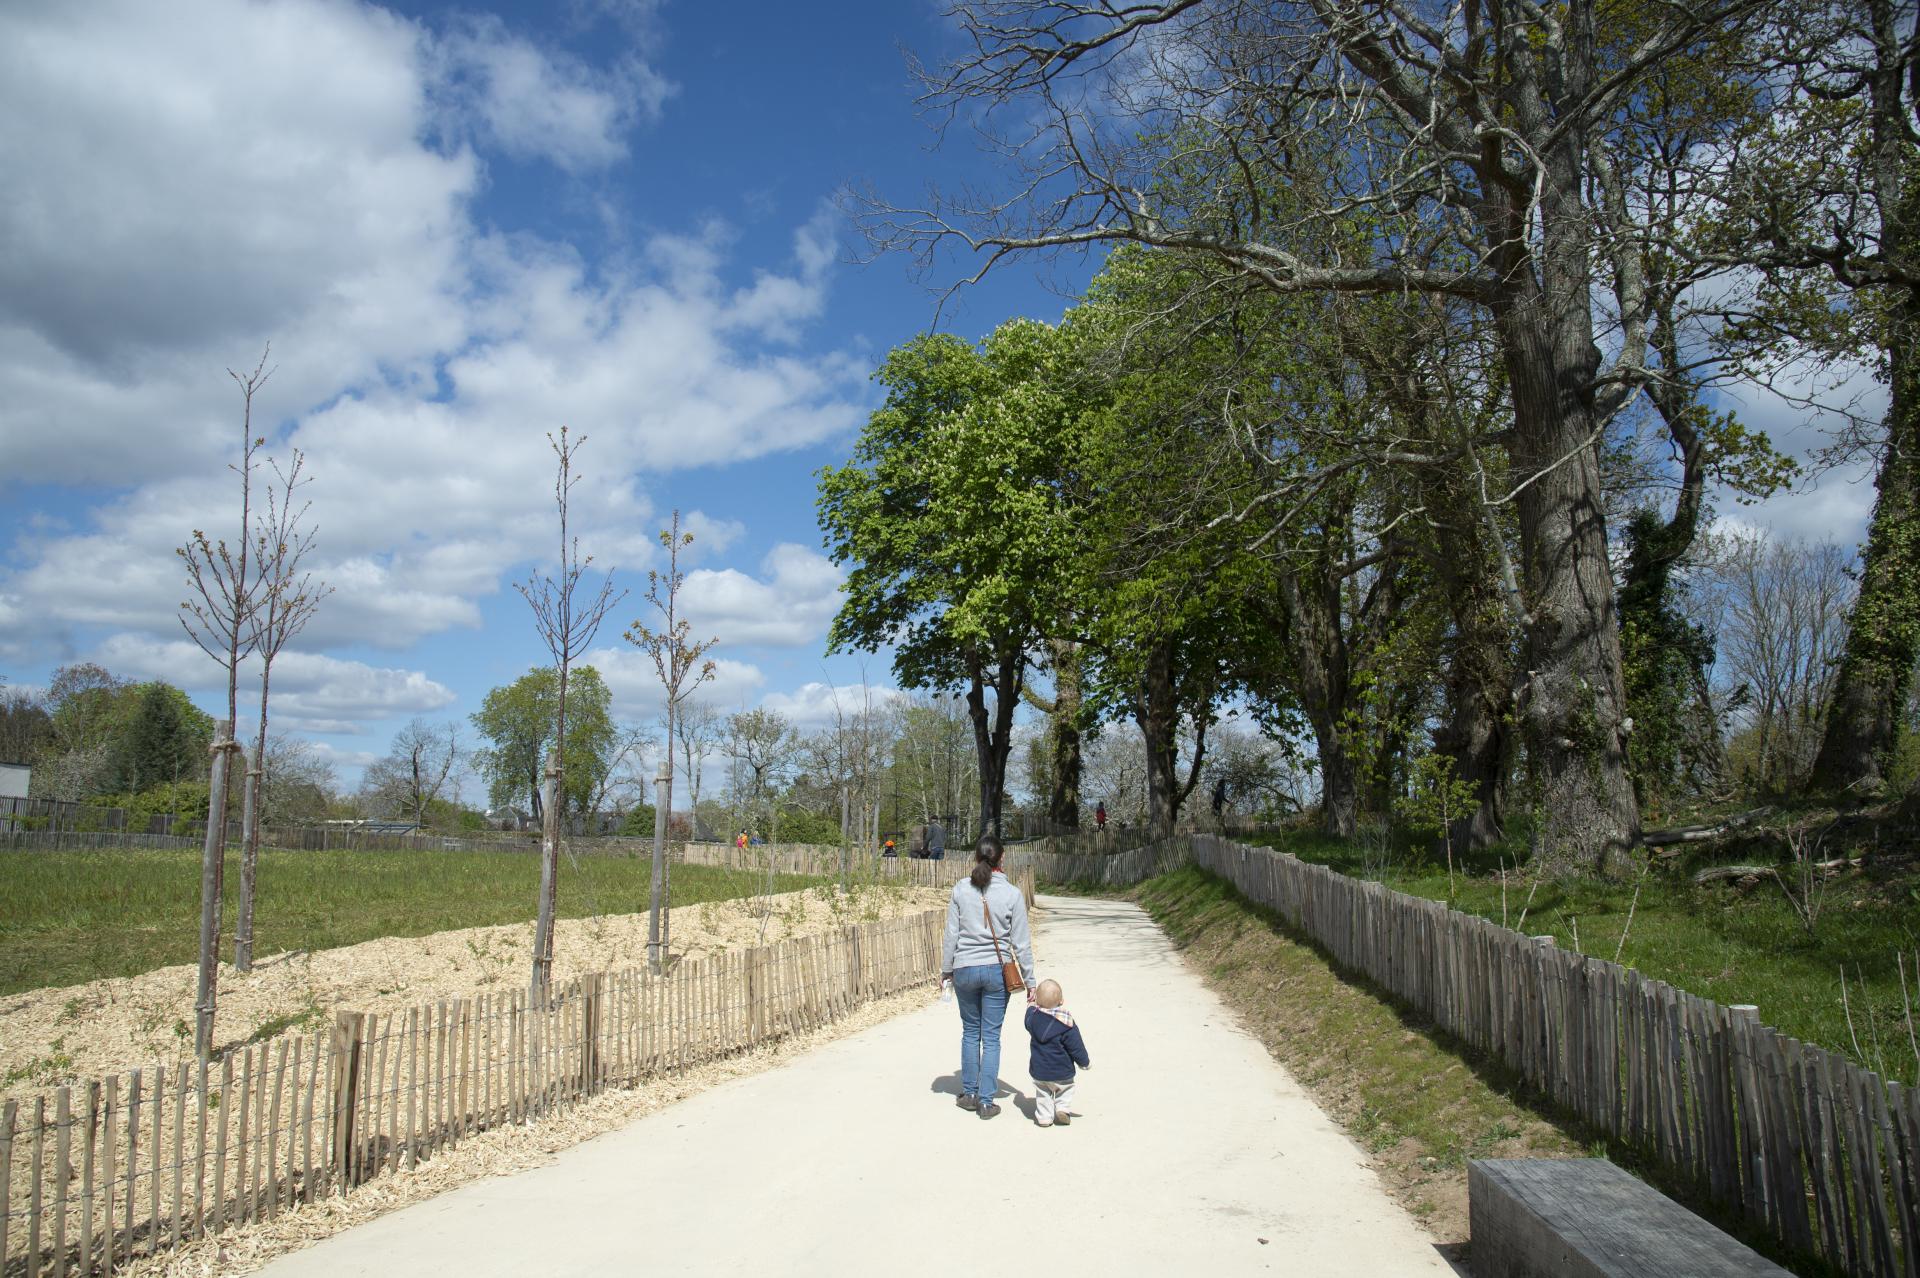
left=978, top=1102, right=1001, bottom=1120
left=955, top=1094, right=978, bottom=1112
left=1035, top=1118, right=1053, bottom=1128
left=1054, top=1111, right=1071, bottom=1126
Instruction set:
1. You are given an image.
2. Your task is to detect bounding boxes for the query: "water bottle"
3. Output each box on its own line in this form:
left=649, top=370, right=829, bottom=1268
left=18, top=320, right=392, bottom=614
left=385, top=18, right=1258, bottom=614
left=940, top=978, right=954, bottom=1004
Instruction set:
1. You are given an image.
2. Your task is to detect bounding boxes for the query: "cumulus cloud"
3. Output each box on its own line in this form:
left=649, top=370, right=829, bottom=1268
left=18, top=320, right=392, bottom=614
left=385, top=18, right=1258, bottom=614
left=428, top=15, right=672, bottom=172
left=0, top=0, right=865, bottom=666
left=758, top=681, right=903, bottom=733
left=585, top=645, right=766, bottom=721
left=679, top=544, right=845, bottom=648
left=90, top=634, right=455, bottom=726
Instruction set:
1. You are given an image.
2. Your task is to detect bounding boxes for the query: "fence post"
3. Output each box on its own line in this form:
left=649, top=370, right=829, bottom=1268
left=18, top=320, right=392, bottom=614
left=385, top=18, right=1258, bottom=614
left=582, top=975, right=602, bottom=1096
left=329, top=1012, right=364, bottom=1189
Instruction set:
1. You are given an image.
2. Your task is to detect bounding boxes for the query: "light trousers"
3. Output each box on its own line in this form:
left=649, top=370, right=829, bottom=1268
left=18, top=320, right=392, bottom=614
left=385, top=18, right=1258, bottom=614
left=1034, top=1078, right=1075, bottom=1125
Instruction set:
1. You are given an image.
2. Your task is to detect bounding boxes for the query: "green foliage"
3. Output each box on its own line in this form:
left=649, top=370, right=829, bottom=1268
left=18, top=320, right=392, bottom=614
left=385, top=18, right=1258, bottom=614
left=1396, top=753, right=1480, bottom=846
left=617, top=802, right=657, bottom=838
left=469, top=666, right=616, bottom=817
left=819, top=321, right=1081, bottom=688
left=774, top=804, right=843, bottom=846
left=96, top=780, right=212, bottom=831
left=106, top=682, right=215, bottom=794
left=1616, top=509, right=1720, bottom=811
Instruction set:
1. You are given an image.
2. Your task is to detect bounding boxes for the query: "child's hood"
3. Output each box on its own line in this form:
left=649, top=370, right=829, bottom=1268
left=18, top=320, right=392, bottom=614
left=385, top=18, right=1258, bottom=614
left=1026, top=1005, right=1076, bottom=1038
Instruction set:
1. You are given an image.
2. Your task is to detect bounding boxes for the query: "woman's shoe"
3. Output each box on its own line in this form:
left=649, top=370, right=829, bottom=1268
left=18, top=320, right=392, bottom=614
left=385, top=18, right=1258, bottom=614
left=1054, top=1111, right=1071, bottom=1126
left=956, top=1093, right=979, bottom=1111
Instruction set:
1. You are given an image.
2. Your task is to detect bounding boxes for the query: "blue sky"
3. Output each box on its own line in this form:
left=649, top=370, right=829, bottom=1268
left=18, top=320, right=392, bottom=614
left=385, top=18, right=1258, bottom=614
left=0, top=0, right=1097, bottom=789
left=0, top=0, right=1886, bottom=796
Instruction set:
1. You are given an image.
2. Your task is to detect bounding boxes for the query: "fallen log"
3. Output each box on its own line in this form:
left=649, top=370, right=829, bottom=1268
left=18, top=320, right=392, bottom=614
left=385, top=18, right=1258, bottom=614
left=1643, top=809, right=1770, bottom=847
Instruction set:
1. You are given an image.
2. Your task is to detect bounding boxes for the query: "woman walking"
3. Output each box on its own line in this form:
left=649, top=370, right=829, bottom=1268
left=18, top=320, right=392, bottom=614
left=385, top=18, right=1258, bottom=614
left=940, top=835, right=1035, bottom=1119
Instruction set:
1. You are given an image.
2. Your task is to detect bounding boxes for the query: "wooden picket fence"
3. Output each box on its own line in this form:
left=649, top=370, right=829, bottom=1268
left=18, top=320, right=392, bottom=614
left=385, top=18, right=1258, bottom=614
left=0, top=908, right=946, bottom=1278
left=1033, top=832, right=1915, bottom=1278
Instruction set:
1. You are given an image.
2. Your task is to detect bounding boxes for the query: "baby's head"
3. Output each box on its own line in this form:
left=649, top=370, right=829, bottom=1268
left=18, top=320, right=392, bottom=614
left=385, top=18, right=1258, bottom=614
left=1034, top=979, right=1064, bottom=1009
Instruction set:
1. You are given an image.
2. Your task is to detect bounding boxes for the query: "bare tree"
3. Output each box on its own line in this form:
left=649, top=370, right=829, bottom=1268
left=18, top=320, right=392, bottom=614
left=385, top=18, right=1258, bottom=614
left=1706, top=533, right=1854, bottom=792
left=673, top=699, right=722, bottom=840
left=625, top=510, right=718, bottom=970
left=518, top=427, right=625, bottom=992
left=178, top=347, right=270, bottom=1061
left=362, top=720, right=462, bottom=825
left=725, top=707, right=797, bottom=836
left=234, top=448, right=329, bottom=972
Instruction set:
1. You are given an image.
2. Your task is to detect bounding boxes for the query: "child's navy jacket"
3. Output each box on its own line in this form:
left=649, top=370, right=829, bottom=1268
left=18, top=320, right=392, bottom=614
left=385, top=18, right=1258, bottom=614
left=1025, top=1006, right=1091, bottom=1081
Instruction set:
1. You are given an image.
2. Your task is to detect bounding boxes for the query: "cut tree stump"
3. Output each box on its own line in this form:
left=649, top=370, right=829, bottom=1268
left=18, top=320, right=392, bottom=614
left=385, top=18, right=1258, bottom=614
left=1469, top=1158, right=1790, bottom=1277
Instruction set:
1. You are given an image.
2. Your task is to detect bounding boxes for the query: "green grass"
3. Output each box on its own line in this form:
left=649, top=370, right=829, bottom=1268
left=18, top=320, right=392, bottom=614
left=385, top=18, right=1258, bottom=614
left=0, top=848, right=828, bottom=996
left=1243, top=828, right=1920, bottom=1081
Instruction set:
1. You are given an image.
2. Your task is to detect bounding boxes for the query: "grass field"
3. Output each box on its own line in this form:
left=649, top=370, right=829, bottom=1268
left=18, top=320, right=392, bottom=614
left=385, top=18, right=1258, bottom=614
left=1244, top=829, right=1920, bottom=1081
left=0, top=848, right=827, bottom=996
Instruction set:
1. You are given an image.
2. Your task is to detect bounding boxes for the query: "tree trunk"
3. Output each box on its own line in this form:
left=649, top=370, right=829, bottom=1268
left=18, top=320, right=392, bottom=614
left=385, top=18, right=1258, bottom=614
left=233, top=766, right=260, bottom=971
left=966, top=644, right=1021, bottom=842
left=1426, top=511, right=1516, bottom=853
left=1314, top=718, right=1360, bottom=839
left=531, top=757, right=561, bottom=989
left=1481, top=128, right=1641, bottom=875
left=1271, top=569, right=1359, bottom=840
left=1495, top=287, right=1641, bottom=874
left=1047, top=639, right=1083, bottom=829
left=193, top=720, right=233, bottom=1061
left=1810, top=297, right=1920, bottom=797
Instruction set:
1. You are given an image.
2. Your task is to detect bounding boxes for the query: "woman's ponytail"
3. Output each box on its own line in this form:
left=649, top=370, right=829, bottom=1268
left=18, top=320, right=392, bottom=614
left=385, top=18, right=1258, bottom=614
left=970, top=834, right=1004, bottom=891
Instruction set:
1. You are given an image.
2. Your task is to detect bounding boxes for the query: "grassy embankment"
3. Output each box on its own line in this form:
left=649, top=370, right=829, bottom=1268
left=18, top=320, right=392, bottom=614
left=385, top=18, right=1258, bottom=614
left=0, top=848, right=828, bottom=996
left=1242, top=828, right=1920, bottom=1080
left=1130, top=864, right=1826, bottom=1271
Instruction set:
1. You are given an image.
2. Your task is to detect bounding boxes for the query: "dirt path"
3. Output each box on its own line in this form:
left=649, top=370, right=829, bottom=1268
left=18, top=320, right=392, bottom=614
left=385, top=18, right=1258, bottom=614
left=254, top=896, right=1457, bottom=1277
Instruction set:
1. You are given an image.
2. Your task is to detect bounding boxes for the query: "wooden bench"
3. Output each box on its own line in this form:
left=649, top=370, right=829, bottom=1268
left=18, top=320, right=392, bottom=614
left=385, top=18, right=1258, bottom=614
left=1470, top=1159, right=1791, bottom=1277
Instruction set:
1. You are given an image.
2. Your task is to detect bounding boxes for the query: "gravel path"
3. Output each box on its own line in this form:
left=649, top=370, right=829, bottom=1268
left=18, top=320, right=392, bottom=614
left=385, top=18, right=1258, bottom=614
left=256, top=895, right=1457, bottom=1276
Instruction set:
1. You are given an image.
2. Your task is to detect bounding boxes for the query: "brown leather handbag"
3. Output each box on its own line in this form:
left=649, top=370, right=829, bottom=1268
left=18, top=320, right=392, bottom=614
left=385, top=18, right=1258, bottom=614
left=983, top=890, right=1025, bottom=994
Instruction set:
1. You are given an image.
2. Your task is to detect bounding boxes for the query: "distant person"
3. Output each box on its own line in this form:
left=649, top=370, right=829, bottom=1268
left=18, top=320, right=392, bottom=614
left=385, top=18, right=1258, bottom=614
left=883, top=836, right=897, bottom=857
left=939, top=835, right=1035, bottom=1119
left=927, top=820, right=946, bottom=861
left=1025, top=979, right=1090, bottom=1128
left=1094, top=802, right=1107, bottom=832
left=736, top=831, right=749, bottom=851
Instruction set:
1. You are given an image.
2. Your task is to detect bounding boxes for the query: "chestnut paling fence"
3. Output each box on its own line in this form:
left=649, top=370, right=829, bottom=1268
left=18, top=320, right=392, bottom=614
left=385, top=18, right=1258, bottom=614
left=1027, top=832, right=1917, bottom=1278
left=0, top=896, right=992, bottom=1278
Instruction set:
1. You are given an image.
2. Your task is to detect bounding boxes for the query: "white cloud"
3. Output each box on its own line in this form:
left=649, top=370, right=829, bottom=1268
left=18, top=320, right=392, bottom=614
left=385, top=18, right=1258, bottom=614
left=680, top=544, right=845, bottom=648
left=585, top=645, right=766, bottom=722
left=89, top=634, right=455, bottom=726
left=759, top=681, right=903, bottom=733
left=0, top=0, right=866, bottom=665
left=429, top=15, right=671, bottom=172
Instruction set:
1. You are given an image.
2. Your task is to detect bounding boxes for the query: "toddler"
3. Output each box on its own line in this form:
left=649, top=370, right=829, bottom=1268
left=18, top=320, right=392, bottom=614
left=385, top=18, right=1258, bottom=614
left=1024, top=979, right=1091, bottom=1128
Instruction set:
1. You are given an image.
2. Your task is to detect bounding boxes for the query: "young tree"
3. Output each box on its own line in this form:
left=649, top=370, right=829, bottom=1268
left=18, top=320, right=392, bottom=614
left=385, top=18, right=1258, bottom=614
left=234, top=448, right=329, bottom=971
left=624, top=510, right=717, bottom=970
left=178, top=348, right=270, bottom=1060
left=517, top=428, right=625, bottom=992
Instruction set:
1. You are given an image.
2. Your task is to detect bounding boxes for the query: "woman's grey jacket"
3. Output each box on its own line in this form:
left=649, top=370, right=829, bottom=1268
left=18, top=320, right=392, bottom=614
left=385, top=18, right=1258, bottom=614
left=941, top=870, right=1035, bottom=988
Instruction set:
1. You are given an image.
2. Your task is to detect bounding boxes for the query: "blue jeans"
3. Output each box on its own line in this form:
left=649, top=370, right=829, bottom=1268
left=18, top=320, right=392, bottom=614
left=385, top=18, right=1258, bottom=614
left=953, top=964, right=1010, bottom=1106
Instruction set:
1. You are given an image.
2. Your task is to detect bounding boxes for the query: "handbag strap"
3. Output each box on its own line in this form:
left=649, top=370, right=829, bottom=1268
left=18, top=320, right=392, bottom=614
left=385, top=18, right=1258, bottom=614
left=981, top=886, right=1009, bottom=966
